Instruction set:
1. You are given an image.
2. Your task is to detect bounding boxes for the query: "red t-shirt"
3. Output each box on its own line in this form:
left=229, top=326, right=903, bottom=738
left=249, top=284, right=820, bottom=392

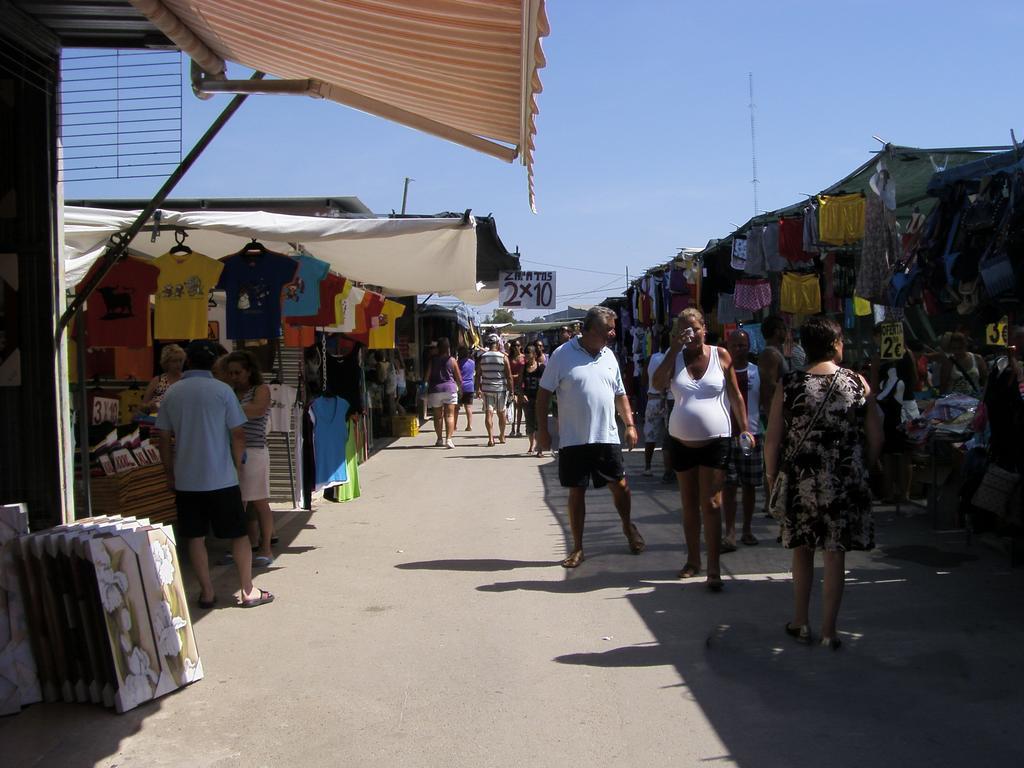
left=286, top=273, right=347, bottom=327
left=81, top=257, right=158, bottom=347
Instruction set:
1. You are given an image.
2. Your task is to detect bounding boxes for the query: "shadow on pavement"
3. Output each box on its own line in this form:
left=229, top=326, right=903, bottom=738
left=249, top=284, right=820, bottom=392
left=0, top=507, right=316, bottom=766
left=475, top=455, right=1024, bottom=767
left=396, top=558, right=556, bottom=571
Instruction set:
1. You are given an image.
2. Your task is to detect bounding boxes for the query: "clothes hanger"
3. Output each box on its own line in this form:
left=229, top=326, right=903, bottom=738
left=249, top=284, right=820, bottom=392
left=169, top=229, right=191, bottom=255
left=242, top=238, right=267, bottom=257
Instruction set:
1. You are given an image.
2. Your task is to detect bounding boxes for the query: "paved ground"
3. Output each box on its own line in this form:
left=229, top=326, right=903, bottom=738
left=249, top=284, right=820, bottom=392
left=4, top=418, right=1024, bottom=767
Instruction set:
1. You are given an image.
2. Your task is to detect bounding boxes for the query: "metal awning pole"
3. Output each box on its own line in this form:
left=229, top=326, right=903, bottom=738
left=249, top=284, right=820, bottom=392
left=75, top=307, right=92, bottom=519
left=54, top=71, right=266, bottom=346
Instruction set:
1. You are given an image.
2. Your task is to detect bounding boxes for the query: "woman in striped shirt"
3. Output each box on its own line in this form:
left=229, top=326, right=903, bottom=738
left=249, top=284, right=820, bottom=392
left=226, top=350, right=275, bottom=567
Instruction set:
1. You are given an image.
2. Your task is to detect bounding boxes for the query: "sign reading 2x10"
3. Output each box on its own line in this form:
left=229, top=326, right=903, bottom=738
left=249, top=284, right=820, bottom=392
left=500, top=270, right=556, bottom=310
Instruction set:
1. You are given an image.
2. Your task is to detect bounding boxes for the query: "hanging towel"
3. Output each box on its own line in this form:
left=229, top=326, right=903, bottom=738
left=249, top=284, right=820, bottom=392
left=778, top=217, right=808, bottom=262
left=744, top=322, right=767, bottom=354
left=730, top=237, right=749, bottom=271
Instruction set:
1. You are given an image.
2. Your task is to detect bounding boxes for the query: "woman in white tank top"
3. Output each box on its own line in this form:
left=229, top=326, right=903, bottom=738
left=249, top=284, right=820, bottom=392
left=652, top=308, right=752, bottom=592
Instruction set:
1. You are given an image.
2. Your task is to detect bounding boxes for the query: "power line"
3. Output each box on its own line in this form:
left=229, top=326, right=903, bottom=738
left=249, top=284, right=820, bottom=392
left=520, top=258, right=631, bottom=277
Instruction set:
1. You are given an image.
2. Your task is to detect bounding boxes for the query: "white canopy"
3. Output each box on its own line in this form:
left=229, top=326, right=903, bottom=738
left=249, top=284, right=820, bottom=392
left=63, top=206, right=488, bottom=299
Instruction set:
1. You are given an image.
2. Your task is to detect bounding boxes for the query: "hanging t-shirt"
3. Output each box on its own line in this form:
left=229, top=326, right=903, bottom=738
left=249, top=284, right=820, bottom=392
left=282, top=253, right=331, bottom=317
left=368, top=299, right=407, bottom=349
left=283, top=322, right=315, bottom=348
left=81, top=256, right=158, bottom=347
left=310, top=396, right=349, bottom=488
left=118, top=388, right=147, bottom=425
left=334, top=285, right=364, bottom=332
left=288, top=273, right=347, bottom=327
left=217, top=250, right=298, bottom=340
left=153, top=251, right=224, bottom=340
left=355, top=291, right=385, bottom=334
left=268, top=383, right=297, bottom=433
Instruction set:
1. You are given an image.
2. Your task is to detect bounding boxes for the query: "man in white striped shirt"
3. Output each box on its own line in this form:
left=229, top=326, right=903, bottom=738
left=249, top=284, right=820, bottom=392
left=475, top=335, right=513, bottom=447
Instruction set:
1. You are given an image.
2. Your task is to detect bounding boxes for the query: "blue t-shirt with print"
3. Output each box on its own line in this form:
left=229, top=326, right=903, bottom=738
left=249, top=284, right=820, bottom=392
left=282, top=253, right=331, bottom=317
left=217, top=251, right=298, bottom=340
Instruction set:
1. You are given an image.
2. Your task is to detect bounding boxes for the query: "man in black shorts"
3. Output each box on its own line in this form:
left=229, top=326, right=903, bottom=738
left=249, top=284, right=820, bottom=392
left=536, top=307, right=645, bottom=568
left=157, top=340, right=274, bottom=609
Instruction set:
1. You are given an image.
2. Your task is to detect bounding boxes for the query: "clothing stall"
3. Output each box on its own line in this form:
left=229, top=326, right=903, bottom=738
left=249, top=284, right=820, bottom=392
left=613, top=143, right=1023, bottom=535
left=63, top=206, right=484, bottom=519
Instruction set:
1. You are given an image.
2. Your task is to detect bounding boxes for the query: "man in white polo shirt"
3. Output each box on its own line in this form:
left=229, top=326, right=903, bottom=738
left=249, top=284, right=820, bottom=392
left=536, top=306, right=645, bottom=568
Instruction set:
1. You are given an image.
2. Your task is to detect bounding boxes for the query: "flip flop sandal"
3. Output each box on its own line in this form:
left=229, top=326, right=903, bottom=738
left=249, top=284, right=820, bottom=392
left=785, top=623, right=812, bottom=645
left=679, top=563, right=701, bottom=579
left=720, top=539, right=738, bottom=553
left=198, top=595, right=218, bottom=610
left=240, top=588, right=275, bottom=608
left=626, top=523, right=646, bottom=554
left=741, top=534, right=759, bottom=546
left=252, top=555, right=275, bottom=567
left=706, top=575, right=724, bottom=592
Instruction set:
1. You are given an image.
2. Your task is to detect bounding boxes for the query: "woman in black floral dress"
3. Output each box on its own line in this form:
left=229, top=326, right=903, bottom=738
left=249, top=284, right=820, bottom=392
left=765, top=316, right=882, bottom=650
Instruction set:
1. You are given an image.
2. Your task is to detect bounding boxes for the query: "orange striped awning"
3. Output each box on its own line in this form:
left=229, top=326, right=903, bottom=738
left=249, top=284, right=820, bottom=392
left=128, top=0, right=548, bottom=209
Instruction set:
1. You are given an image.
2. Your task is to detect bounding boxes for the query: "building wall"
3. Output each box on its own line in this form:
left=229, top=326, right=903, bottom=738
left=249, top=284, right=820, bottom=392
left=0, top=11, right=65, bottom=530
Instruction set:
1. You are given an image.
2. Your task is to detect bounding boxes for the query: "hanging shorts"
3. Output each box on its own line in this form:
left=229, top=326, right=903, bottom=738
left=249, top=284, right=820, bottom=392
left=780, top=273, right=822, bottom=315
left=717, top=293, right=752, bottom=325
left=818, top=194, right=865, bottom=245
left=733, top=279, right=772, bottom=312
left=744, top=226, right=768, bottom=276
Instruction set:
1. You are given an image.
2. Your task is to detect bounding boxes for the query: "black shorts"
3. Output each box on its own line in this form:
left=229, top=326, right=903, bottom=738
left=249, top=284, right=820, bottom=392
left=460, top=391, right=475, bottom=405
left=175, top=485, right=247, bottom=540
left=558, top=444, right=625, bottom=489
left=669, top=437, right=730, bottom=473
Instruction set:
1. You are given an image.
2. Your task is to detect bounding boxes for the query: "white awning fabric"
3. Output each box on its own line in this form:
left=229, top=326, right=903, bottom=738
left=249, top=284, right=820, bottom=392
left=128, top=0, right=548, bottom=210
left=63, top=206, right=481, bottom=297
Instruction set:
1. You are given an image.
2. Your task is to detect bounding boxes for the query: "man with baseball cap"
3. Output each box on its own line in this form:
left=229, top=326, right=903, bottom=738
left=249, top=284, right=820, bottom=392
left=157, top=340, right=274, bottom=609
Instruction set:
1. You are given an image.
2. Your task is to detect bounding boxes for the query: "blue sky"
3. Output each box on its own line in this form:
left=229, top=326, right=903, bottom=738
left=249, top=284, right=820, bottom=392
left=64, top=0, right=1024, bottom=318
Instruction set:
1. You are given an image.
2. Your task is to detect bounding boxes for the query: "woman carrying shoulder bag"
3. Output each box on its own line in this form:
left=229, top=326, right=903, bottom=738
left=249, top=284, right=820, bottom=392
left=765, top=315, right=883, bottom=650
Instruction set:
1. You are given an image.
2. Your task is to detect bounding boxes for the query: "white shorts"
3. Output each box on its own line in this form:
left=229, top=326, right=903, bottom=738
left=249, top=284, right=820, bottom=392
left=239, top=446, right=270, bottom=502
left=427, top=391, right=459, bottom=409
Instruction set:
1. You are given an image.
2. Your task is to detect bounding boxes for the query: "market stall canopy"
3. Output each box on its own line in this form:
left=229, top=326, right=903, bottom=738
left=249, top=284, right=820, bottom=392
left=63, top=206, right=480, bottom=297
left=126, top=0, right=549, bottom=210
left=744, top=144, right=1013, bottom=230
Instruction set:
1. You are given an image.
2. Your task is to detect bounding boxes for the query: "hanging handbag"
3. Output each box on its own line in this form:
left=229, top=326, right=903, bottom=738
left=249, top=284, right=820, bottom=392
left=768, top=371, right=842, bottom=521
left=971, top=462, right=1021, bottom=517
left=979, top=248, right=1016, bottom=298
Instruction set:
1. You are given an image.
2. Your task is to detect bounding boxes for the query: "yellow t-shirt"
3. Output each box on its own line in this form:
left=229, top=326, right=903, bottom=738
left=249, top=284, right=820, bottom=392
left=153, top=252, right=224, bottom=340
left=368, top=299, right=407, bottom=349
left=118, top=389, right=146, bottom=425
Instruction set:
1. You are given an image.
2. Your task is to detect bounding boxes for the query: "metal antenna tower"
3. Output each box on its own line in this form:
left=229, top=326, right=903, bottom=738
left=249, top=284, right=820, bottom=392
left=748, top=72, right=759, bottom=216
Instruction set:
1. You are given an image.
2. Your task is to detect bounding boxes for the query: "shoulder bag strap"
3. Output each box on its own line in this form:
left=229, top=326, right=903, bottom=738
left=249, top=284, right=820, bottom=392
left=949, top=355, right=980, bottom=392
left=780, top=370, right=842, bottom=467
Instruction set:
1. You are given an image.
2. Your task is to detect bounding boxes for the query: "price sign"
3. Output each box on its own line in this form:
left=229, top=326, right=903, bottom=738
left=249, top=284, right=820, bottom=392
left=500, top=270, right=556, bottom=310
left=986, top=317, right=1009, bottom=347
left=880, top=322, right=905, bottom=361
